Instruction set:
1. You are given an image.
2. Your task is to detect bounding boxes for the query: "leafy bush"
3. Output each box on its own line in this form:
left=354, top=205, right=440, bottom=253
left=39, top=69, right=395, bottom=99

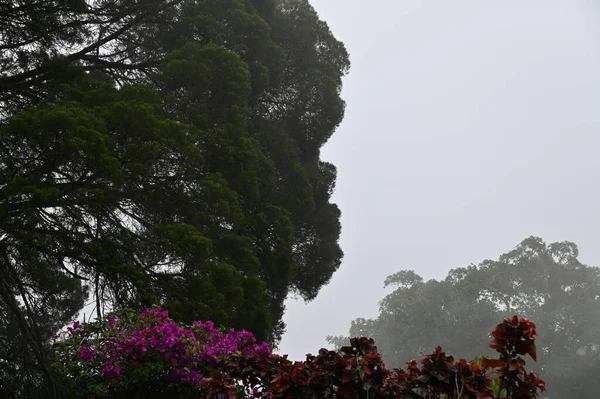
left=51, top=307, right=545, bottom=398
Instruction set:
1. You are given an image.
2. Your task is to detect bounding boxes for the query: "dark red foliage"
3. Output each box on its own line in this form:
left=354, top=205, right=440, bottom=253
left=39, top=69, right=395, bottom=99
left=489, top=316, right=537, bottom=361
left=482, top=316, right=546, bottom=399
left=415, top=346, right=494, bottom=398
left=203, top=315, right=546, bottom=398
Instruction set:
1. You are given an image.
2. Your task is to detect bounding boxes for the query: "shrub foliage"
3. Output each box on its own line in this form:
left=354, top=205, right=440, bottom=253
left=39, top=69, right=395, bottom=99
left=51, top=307, right=545, bottom=398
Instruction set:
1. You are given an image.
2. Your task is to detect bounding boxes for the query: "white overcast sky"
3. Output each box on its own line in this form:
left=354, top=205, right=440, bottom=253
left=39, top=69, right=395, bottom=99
left=278, top=1, right=600, bottom=360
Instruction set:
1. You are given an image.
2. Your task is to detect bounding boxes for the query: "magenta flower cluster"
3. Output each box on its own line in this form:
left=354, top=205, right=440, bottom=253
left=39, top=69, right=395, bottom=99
left=61, top=306, right=273, bottom=387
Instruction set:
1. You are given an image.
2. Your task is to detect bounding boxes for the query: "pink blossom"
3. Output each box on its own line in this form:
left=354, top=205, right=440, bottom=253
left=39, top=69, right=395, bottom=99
left=102, top=364, right=122, bottom=380
left=78, top=346, right=97, bottom=362
left=61, top=306, right=273, bottom=388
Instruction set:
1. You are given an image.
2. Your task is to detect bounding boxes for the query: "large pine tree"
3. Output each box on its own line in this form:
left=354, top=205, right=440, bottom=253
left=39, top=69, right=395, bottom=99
left=0, top=0, right=349, bottom=396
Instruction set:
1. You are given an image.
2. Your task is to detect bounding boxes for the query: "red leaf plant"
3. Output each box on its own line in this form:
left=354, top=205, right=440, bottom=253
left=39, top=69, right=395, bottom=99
left=481, top=316, right=546, bottom=399
left=223, top=316, right=546, bottom=399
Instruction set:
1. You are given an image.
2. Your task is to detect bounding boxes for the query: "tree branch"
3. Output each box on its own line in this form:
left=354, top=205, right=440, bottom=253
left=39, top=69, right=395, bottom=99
left=0, top=0, right=183, bottom=87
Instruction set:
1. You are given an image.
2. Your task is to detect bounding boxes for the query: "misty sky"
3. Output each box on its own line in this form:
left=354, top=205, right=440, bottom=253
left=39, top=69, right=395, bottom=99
left=278, top=1, right=600, bottom=360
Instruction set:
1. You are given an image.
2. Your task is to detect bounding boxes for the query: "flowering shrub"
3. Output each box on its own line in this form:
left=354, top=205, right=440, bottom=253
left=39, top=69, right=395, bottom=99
left=51, top=308, right=545, bottom=398
left=51, top=307, right=272, bottom=398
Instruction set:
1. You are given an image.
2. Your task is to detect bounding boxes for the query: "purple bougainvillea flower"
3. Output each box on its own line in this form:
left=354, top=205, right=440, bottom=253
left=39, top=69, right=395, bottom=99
left=78, top=346, right=97, bottom=362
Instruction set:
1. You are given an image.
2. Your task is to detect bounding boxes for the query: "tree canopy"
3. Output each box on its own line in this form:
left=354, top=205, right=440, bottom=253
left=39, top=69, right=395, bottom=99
left=328, top=237, right=600, bottom=398
left=0, top=0, right=349, bottom=397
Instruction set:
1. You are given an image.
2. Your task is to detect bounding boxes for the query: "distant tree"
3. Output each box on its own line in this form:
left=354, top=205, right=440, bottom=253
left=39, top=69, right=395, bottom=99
left=328, top=237, right=600, bottom=398
left=0, top=0, right=349, bottom=397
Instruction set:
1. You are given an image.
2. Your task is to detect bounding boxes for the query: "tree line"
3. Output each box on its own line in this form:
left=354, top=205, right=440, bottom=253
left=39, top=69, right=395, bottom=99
left=328, top=237, right=600, bottom=398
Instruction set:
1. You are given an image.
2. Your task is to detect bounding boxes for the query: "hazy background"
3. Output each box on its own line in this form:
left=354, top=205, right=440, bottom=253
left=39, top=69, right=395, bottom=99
left=279, top=0, right=600, bottom=360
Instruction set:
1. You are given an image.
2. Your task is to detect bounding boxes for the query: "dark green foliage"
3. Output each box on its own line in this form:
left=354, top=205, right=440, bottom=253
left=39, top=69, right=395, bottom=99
left=328, top=237, right=600, bottom=398
left=0, top=0, right=349, bottom=397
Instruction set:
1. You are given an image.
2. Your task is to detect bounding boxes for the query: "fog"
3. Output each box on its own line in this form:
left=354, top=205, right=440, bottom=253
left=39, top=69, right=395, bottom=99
left=279, top=0, right=600, bottom=373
